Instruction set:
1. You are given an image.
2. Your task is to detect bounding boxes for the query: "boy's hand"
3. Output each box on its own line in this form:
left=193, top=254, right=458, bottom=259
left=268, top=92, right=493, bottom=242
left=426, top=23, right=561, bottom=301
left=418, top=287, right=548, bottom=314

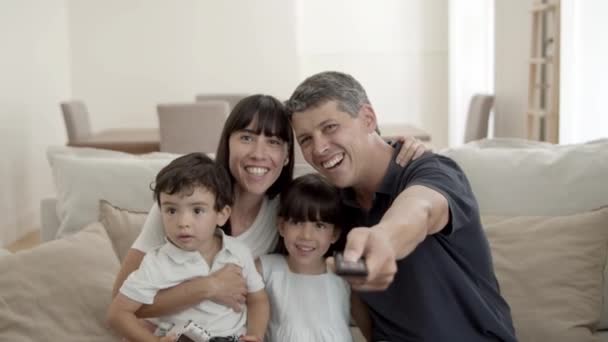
left=208, top=263, right=247, bottom=312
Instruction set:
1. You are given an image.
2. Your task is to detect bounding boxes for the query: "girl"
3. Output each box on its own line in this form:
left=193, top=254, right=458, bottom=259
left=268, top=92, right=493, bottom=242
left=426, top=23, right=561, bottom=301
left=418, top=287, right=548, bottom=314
left=257, top=173, right=370, bottom=342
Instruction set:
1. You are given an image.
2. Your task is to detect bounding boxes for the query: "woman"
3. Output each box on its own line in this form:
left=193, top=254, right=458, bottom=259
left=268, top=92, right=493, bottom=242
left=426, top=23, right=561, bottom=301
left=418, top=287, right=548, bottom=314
left=112, top=94, right=426, bottom=319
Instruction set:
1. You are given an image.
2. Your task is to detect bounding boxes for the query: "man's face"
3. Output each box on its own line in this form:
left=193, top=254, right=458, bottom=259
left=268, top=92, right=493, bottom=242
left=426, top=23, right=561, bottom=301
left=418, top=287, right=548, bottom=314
left=291, top=100, right=376, bottom=188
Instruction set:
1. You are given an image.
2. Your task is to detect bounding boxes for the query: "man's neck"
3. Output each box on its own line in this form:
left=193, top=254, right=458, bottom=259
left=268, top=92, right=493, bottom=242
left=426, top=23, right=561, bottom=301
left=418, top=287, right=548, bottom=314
left=353, top=137, right=394, bottom=210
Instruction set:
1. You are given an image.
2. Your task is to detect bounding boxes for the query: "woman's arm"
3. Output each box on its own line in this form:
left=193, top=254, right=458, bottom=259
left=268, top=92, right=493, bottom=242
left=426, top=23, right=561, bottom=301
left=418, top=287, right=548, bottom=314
left=112, top=248, right=145, bottom=297
left=384, top=136, right=430, bottom=166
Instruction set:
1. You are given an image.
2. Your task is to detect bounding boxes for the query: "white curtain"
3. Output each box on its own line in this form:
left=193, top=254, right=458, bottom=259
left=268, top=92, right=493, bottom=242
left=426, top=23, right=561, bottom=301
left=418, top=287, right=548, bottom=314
left=448, top=0, right=494, bottom=147
left=560, top=0, right=608, bottom=144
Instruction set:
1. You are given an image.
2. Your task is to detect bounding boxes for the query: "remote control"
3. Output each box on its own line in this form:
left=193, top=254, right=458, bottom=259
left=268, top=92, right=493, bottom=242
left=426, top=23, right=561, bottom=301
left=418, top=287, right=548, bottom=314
left=334, top=252, right=368, bottom=277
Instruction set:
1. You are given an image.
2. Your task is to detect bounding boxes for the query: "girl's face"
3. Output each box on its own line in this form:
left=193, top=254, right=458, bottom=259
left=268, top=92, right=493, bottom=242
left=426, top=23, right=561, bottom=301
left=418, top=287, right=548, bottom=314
left=228, top=120, right=289, bottom=196
left=278, top=219, right=340, bottom=274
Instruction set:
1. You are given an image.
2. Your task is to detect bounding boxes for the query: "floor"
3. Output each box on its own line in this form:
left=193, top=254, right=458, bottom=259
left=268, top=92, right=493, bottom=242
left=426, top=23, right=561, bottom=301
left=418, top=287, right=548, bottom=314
left=6, top=230, right=41, bottom=252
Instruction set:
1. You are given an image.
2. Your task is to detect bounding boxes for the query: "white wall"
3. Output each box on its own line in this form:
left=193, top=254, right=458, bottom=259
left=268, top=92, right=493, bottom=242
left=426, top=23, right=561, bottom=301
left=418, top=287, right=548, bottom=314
left=560, top=0, right=608, bottom=144
left=67, top=0, right=300, bottom=130
left=494, top=0, right=530, bottom=138
left=296, top=0, right=449, bottom=148
left=448, top=0, right=494, bottom=146
left=0, top=0, right=71, bottom=246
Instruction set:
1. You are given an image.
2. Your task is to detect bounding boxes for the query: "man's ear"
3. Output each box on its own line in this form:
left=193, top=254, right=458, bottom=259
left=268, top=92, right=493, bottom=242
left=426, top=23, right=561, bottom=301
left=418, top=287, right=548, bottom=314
left=216, top=205, right=232, bottom=227
left=359, top=104, right=379, bottom=134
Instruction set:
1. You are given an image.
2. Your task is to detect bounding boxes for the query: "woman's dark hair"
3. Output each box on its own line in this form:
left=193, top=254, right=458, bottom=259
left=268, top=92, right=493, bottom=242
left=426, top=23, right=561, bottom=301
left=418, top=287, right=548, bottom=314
left=275, top=173, right=343, bottom=255
left=152, top=153, right=233, bottom=212
left=215, top=94, right=294, bottom=199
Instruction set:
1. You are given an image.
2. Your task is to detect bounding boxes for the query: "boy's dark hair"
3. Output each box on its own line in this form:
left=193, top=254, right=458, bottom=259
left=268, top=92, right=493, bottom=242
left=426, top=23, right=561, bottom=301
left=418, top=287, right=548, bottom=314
left=275, top=173, right=343, bottom=255
left=152, top=153, right=233, bottom=211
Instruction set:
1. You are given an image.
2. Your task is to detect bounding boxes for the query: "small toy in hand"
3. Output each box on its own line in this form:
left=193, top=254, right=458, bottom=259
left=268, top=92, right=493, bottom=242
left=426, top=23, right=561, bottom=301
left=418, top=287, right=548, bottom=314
left=173, top=321, right=211, bottom=342
left=334, top=252, right=368, bottom=277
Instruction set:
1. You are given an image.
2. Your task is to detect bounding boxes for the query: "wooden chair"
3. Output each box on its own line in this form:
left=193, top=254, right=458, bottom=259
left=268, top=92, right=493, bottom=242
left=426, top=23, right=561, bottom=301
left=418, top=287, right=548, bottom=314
left=464, top=94, right=494, bottom=143
left=195, top=93, right=249, bottom=111
left=60, top=100, right=92, bottom=144
left=157, top=101, right=230, bottom=154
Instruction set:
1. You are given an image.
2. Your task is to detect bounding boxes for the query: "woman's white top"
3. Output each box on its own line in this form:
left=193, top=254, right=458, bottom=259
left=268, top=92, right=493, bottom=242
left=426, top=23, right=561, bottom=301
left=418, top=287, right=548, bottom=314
left=132, top=197, right=279, bottom=258
left=259, top=254, right=353, bottom=342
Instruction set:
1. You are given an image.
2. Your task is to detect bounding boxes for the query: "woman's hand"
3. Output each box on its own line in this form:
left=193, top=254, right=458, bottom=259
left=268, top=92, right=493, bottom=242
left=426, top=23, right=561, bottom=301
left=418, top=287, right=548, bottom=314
left=388, top=136, right=430, bottom=166
left=208, top=264, right=247, bottom=312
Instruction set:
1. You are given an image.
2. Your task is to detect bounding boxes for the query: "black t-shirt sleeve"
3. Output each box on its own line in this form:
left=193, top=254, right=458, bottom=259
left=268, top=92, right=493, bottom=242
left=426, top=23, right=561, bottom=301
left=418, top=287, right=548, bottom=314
left=398, top=154, right=479, bottom=235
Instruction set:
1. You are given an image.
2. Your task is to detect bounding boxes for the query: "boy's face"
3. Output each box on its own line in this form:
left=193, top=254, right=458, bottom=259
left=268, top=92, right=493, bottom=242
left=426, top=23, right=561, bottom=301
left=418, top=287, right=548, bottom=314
left=291, top=100, right=378, bottom=188
left=159, top=187, right=230, bottom=252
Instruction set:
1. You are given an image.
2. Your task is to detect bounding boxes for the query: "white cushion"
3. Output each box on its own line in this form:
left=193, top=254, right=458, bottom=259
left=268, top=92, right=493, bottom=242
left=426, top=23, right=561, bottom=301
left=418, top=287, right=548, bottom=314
left=50, top=154, right=176, bottom=238
left=441, top=138, right=608, bottom=216
left=46, top=145, right=134, bottom=167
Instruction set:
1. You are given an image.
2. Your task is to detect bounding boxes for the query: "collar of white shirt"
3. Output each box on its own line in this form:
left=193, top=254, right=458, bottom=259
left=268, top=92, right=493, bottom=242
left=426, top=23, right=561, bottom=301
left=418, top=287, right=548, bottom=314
left=160, top=228, right=237, bottom=265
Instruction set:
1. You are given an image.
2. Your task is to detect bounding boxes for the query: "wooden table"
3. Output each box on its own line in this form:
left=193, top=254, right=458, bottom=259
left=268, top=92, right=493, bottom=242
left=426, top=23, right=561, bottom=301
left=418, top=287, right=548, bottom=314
left=68, top=128, right=160, bottom=154
left=379, top=123, right=432, bottom=142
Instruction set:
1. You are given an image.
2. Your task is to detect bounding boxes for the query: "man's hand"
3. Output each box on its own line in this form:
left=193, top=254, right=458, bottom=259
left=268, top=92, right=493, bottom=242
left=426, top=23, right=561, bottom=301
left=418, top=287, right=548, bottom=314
left=239, top=335, right=261, bottom=342
left=208, top=264, right=247, bottom=312
left=328, top=227, right=397, bottom=291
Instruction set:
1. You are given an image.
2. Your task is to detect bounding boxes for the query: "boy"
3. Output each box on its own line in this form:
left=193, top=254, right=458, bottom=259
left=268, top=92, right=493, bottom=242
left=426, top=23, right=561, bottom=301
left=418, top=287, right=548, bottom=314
left=107, top=153, right=269, bottom=342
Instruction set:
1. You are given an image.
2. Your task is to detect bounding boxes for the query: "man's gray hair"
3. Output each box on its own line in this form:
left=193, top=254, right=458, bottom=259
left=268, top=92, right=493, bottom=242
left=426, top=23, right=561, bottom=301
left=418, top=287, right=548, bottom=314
left=285, top=71, right=371, bottom=118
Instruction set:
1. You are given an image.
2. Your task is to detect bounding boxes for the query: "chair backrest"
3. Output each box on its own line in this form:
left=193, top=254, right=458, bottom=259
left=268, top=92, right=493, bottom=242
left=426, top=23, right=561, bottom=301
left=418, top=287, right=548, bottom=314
left=60, top=100, right=92, bottom=143
left=157, top=101, right=230, bottom=154
left=195, top=93, right=249, bottom=111
left=464, top=94, right=494, bottom=143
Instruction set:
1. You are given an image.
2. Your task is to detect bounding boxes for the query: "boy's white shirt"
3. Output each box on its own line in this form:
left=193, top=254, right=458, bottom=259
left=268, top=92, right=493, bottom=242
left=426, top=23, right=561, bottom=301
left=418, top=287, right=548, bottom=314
left=120, top=229, right=264, bottom=336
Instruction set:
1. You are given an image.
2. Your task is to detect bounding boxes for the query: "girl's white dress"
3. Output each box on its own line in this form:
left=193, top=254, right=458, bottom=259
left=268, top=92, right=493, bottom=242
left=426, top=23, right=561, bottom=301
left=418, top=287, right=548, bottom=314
left=259, top=254, right=353, bottom=342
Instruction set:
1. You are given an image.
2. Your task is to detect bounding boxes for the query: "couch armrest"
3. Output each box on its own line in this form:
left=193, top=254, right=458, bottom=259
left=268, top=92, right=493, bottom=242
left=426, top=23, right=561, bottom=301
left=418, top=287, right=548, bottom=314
left=40, top=198, right=60, bottom=242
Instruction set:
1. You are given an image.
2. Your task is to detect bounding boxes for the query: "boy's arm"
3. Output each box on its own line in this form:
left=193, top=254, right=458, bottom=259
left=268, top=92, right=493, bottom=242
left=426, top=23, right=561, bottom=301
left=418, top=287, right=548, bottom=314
left=350, top=292, right=372, bottom=342
left=106, top=293, right=161, bottom=342
left=244, top=289, right=270, bottom=341
left=116, top=249, right=247, bottom=317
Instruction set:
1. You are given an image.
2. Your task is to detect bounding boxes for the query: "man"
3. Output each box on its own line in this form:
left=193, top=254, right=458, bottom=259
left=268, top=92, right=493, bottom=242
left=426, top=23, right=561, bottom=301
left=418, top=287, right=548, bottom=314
left=285, top=71, right=517, bottom=341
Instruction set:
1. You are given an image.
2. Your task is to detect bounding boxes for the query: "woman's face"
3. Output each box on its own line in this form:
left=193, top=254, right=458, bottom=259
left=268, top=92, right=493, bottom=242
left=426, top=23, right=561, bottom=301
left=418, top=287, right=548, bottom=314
left=228, top=120, right=289, bottom=196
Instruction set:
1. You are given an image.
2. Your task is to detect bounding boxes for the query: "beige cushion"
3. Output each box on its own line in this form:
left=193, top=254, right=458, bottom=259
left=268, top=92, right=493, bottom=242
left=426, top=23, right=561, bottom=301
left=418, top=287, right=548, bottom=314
left=483, top=207, right=608, bottom=342
left=99, top=200, right=148, bottom=262
left=0, top=223, right=120, bottom=342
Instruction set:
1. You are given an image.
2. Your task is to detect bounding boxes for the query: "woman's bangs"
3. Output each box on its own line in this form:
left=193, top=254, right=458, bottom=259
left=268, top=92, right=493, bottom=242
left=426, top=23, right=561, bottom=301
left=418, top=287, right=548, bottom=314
left=250, top=110, right=291, bottom=142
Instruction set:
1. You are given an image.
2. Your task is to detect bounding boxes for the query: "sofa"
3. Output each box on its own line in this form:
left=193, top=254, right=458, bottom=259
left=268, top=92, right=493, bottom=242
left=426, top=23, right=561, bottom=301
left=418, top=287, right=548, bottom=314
left=1, top=138, right=607, bottom=342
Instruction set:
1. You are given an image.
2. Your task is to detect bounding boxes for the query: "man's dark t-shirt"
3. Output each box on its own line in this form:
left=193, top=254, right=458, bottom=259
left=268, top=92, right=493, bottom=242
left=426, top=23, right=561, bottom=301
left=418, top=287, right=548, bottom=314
left=339, top=149, right=517, bottom=341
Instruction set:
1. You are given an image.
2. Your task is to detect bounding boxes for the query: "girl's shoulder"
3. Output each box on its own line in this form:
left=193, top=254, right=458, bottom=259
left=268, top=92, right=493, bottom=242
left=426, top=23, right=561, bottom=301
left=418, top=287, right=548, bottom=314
left=259, top=253, right=287, bottom=270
